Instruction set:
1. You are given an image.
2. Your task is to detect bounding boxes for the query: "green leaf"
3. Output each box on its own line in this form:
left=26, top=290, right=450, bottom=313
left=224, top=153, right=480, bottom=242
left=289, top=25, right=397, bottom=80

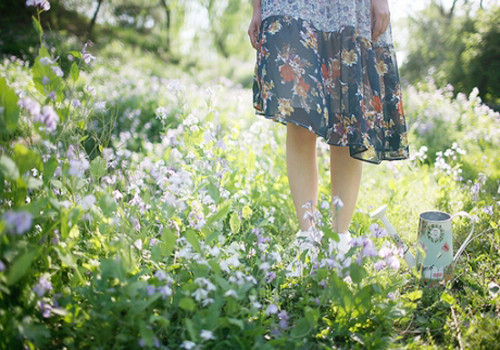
left=228, top=318, right=244, bottom=330
left=185, top=318, right=197, bottom=340
left=70, top=61, right=79, bottom=82
left=13, top=144, right=42, bottom=174
left=229, top=211, right=240, bottom=234
left=184, top=229, right=200, bottom=252
left=27, top=177, right=43, bottom=189
left=32, top=16, right=43, bottom=39
left=0, top=77, right=20, bottom=133
left=403, top=290, right=423, bottom=302
left=206, top=199, right=232, bottom=227
left=440, top=291, right=456, bottom=306
left=179, top=297, right=195, bottom=312
left=99, top=193, right=117, bottom=217
left=43, top=157, right=58, bottom=182
left=68, top=50, right=83, bottom=59
left=90, top=156, right=106, bottom=181
left=291, top=318, right=312, bottom=339
left=7, top=249, right=37, bottom=286
left=0, top=155, right=20, bottom=181
left=349, top=263, right=367, bottom=284
left=139, top=321, right=155, bottom=347
left=161, top=227, right=177, bottom=257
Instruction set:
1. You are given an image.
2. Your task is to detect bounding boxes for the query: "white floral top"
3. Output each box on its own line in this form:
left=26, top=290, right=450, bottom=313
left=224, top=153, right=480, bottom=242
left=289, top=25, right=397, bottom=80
left=260, top=0, right=393, bottom=45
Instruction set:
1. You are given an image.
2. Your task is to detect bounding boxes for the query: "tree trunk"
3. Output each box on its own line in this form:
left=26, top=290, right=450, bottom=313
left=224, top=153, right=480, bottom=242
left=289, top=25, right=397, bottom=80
left=87, top=0, right=104, bottom=41
left=159, top=0, right=171, bottom=51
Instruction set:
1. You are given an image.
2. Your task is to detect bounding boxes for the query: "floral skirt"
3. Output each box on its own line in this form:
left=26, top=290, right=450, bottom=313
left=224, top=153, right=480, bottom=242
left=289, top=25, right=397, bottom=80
left=252, top=15, right=410, bottom=164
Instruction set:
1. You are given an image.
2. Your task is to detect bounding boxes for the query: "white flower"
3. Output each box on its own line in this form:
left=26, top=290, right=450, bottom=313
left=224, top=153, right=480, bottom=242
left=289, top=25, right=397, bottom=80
left=133, top=239, right=142, bottom=250
left=69, top=158, right=89, bottom=178
left=180, top=340, right=196, bottom=350
left=265, top=304, right=278, bottom=316
left=79, top=194, right=96, bottom=210
left=51, top=65, right=63, bottom=77
left=259, top=262, right=271, bottom=271
left=224, top=289, right=238, bottom=298
left=200, top=330, right=215, bottom=341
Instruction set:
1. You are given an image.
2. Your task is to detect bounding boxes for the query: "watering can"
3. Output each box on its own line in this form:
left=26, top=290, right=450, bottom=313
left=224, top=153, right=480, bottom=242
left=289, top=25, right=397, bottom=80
left=370, top=206, right=476, bottom=285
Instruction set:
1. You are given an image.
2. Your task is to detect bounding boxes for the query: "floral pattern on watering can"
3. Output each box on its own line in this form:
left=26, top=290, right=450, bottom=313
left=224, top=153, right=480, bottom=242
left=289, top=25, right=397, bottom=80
left=417, top=212, right=454, bottom=284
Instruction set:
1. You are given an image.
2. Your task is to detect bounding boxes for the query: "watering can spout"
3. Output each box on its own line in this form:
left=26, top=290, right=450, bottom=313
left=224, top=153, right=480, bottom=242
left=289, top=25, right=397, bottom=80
left=370, top=205, right=416, bottom=268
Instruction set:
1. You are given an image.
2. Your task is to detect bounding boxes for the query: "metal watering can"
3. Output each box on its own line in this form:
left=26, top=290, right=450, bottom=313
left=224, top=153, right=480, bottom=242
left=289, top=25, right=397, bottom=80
left=370, top=206, right=476, bottom=285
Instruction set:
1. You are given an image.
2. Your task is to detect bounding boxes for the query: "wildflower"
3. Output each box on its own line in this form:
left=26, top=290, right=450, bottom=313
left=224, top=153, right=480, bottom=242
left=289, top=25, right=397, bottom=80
left=146, top=285, right=156, bottom=296
left=265, top=304, right=278, bottom=316
left=33, top=276, right=53, bottom=297
left=387, top=292, right=395, bottom=300
left=2, top=210, right=33, bottom=235
left=483, top=206, right=493, bottom=215
left=200, top=330, right=215, bottom=341
left=79, top=194, right=96, bottom=210
left=278, top=311, right=289, bottom=328
left=386, top=256, right=400, bottom=270
left=158, top=285, right=173, bottom=299
left=150, top=238, right=159, bottom=247
left=82, top=43, right=96, bottom=64
left=224, top=289, right=238, bottom=298
left=369, top=223, right=387, bottom=238
left=133, top=239, right=142, bottom=250
left=180, top=340, right=196, bottom=350
left=154, top=270, right=168, bottom=281
left=37, top=105, right=59, bottom=132
left=0, top=260, right=5, bottom=271
left=51, top=65, right=63, bottom=77
left=265, top=271, right=276, bottom=283
left=259, top=262, right=271, bottom=272
left=320, top=200, right=329, bottom=210
left=69, top=158, right=89, bottom=178
left=37, top=300, right=52, bottom=318
left=38, top=56, right=54, bottom=65
left=18, top=97, right=41, bottom=116
left=332, top=196, right=344, bottom=209
left=373, top=260, right=386, bottom=271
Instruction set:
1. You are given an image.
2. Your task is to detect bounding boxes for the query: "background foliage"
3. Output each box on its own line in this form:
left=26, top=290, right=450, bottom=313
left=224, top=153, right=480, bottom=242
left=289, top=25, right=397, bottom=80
left=0, top=0, right=499, bottom=349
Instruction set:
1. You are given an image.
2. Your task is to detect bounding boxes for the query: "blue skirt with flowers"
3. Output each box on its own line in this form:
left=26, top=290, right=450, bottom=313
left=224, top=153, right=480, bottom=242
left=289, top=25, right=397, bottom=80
left=252, top=15, right=410, bottom=164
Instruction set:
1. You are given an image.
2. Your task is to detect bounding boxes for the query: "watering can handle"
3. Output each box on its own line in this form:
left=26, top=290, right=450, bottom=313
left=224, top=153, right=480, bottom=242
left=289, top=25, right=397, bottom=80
left=452, top=211, right=476, bottom=262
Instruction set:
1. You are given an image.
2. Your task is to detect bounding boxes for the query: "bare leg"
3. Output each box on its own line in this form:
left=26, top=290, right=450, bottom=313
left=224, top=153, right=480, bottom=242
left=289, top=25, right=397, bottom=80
left=286, top=123, right=318, bottom=231
left=329, top=146, right=363, bottom=233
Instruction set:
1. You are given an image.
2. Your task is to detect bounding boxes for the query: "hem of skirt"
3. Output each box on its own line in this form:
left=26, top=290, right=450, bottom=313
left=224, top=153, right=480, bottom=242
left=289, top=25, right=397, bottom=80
left=255, top=110, right=409, bottom=165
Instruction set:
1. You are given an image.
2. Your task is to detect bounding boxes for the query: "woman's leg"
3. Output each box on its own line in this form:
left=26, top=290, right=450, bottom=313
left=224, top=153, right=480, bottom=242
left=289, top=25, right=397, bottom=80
left=329, top=146, right=363, bottom=233
left=286, top=123, right=318, bottom=231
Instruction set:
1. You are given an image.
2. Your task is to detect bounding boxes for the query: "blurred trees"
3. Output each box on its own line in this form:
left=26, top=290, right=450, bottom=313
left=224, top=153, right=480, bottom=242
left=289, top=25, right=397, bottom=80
left=401, top=0, right=500, bottom=109
left=1, top=0, right=253, bottom=61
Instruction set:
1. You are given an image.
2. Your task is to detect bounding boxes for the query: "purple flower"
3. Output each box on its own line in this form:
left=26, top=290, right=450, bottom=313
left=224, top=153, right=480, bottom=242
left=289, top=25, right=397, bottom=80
left=0, top=260, right=5, bottom=271
left=265, top=304, right=278, bottom=316
left=482, top=206, right=493, bottom=215
left=33, top=276, right=53, bottom=297
left=82, top=43, right=96, bottom=64
left=265, top=271, right=276, bottom=283
left=386, top=256, right=400, bottom=270
left=374, top=260, right=386, bottom=271
left=362, top=239, right=378, bottom=257
left=332, top=196, right=344, bottom=209
left=18, top=97, right=41, bottom=116
left=2, top=210, right=33, bottom=235
left=68, top=158, right=89, bottom=178
left=26, top=0, right=50, bottom=11
left=387, top=292, right=395, bottom=300
left=146, top=285, right=156, bottom=296
left=278, top=310, right=289, bottom=328
left=51, top=65, right=63, bottom=77
left=37, top=300, right=52, bottom=318
left=369, top=224, right=387, bottom=238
